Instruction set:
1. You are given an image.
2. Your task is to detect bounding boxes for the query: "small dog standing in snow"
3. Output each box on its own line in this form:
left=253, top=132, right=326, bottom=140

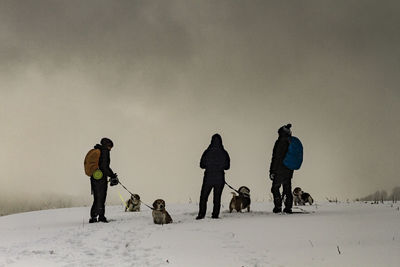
left=229, top=186, right=251, bottom=212
left=152, top=199, right=173, bottom=224
left=125, top=194, right=141, bottom=212
left=293, top=187, right=314, bottom=206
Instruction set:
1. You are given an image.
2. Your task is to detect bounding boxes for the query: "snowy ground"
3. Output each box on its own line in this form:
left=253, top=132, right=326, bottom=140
left=0, top=201, right=399, bottom=267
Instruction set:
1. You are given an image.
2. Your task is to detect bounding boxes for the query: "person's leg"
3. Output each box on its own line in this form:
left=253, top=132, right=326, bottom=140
left=212, top=183, right=224, bottom=218
left=271, top=180, right=282, bottom=213
left=90, top=179, right=99, bottom=222
left=197, top=183, right=212, bottom=219
left=282, top=179, right=293, bottom=213
left=98, top=180, right=108, bottom=221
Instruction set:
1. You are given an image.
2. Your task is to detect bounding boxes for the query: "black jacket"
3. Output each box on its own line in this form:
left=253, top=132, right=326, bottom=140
left=269, top=129, right=294, bottom=180
left=94, top=144, right=116, bottom=179
left=200, top=134, right=230, bottom=185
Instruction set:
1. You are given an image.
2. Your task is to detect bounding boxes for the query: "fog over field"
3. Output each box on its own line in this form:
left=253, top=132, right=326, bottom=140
left=1, top=1, right=399, bottom=215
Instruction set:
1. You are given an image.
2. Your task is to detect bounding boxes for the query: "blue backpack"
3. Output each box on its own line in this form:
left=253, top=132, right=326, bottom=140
left=283, top=136, right=303, bottom=170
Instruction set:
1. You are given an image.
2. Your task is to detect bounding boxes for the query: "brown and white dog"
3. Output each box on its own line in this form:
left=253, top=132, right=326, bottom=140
left=125, top=194, right=141, bottom=212
left=229, top=186, right=251, bottom=213
left=152, top=199, right=173, bottom=224
left=293, top=187, right=314, bottom=206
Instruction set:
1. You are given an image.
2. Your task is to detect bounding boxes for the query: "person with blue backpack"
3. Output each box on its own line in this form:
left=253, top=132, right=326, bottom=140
left=269, top=124, right=303, bottom=214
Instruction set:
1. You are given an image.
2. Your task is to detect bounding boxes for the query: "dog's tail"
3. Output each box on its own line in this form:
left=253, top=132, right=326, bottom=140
left=308, top=196, right=314, bottom=205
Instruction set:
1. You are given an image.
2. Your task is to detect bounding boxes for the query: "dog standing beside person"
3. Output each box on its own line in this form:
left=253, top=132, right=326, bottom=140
left=229, top=186, right=251, bottom=213
left=293, top=187, right=314, bottom=206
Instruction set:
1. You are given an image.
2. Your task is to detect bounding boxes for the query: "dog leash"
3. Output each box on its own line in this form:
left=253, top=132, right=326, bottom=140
left=118, top=180, right=154, bottom=210
left=225, top=181, right=240, bottom=193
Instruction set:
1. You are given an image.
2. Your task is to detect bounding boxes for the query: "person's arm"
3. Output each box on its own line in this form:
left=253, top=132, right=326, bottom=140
left=200, top=150, right=207, bottom=169
left=99, top=149, right=116, bottom=178
left=224, top=151, right=230, bottom=170
left=270, top=140, right=286, bottom=174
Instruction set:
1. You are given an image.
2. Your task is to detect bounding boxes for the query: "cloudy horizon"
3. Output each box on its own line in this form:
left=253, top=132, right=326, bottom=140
left=1, top=1, right=399, bottom=213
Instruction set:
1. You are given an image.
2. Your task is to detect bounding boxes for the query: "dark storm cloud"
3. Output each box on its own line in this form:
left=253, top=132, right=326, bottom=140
left=2, top=1, right=399, bottom=84
left=0, top=0, right=194, bottom=92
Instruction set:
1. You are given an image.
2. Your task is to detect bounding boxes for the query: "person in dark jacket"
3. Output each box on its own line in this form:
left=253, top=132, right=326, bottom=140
left=269, top=124, right=294, bottom=213
left=196, top=134, right=230, bottom=219
left=89, top=137, right=119, bottom=223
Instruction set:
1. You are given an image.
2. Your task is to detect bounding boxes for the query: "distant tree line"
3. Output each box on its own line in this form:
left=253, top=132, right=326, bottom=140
left=0, top=193, right=88, bottom=216
left=357, top=186, right=400, bottom=203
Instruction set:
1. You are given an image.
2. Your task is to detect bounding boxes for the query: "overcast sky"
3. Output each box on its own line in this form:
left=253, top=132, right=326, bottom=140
left=1, top=0, right=399, bottom=206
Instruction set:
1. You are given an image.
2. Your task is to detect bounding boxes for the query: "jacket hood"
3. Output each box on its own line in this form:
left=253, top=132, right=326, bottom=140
left=94, top=144, right=103, bottom=150
left=209, top=134, right=224, bottom=149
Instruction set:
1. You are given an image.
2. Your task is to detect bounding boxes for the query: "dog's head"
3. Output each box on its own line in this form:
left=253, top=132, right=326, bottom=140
left=293, top=187, right=303, bottom=196
left=238, top=186, right=250, bottom=197
left=131, top=194, right=140, bottom=204
left=153, top=199, right=166, bottom=211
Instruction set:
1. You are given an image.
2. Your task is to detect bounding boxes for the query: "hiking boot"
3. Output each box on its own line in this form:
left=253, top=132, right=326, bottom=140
left=89, top=217, right=98, bottom=223
left=273, top=207, right=282, bottom=213
left=98, top=216, right=109, bottom=223
left=283, top=208, right=293, bottom=214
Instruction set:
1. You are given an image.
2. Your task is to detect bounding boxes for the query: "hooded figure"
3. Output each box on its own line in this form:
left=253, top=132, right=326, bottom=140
left=269, top=124, right=294, bottom=213
left=89, top=138, right=118, bottom=223
left=196, top=134, right=230, bottom=219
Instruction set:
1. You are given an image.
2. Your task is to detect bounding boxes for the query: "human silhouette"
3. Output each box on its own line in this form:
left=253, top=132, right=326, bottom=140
left=269, top=124, right=294, bottom=213
left=88, top=138, right=119, bottom=223
left=196, top=134, right=230, bottom=219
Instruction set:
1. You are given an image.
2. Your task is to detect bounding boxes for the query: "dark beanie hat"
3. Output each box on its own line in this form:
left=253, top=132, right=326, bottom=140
left=278, top=124, right=292, bottom=136
left=101, top=137, right=114, bottom=147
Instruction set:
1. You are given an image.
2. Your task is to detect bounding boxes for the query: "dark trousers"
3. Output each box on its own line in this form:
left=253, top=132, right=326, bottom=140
left=90, top=177, right=108, bottom=218
left=198, top=183, right=224, bottom=218
left=271, top=178, right=293, bottom=210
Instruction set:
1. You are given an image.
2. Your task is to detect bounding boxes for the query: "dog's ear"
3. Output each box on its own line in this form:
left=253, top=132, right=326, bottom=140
left=153, top=200, right=158, bottom=209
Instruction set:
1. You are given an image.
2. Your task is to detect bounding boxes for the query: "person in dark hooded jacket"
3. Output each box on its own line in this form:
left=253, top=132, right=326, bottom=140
left=269, top=124, right=294, bottom=213
left=89, top=137, right=119, bottom=223
left=196, top=134, right=230, bottom=219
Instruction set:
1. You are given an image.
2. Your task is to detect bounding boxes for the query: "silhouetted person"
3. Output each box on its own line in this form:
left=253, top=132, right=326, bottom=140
left=89, top=138, right=119, bottom=223
left=269, top=124, right=294, bottom=213
left=196, top=134, right=230, bottom=219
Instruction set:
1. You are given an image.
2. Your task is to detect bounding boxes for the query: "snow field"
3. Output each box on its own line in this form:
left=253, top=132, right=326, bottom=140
left=0, top=202, right=399, bottom=266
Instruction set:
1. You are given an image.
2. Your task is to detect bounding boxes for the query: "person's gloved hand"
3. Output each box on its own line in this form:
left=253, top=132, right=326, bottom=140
left=269, top=173, right=275, bottom=181
left=110, top=176, right=119, bottom=186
